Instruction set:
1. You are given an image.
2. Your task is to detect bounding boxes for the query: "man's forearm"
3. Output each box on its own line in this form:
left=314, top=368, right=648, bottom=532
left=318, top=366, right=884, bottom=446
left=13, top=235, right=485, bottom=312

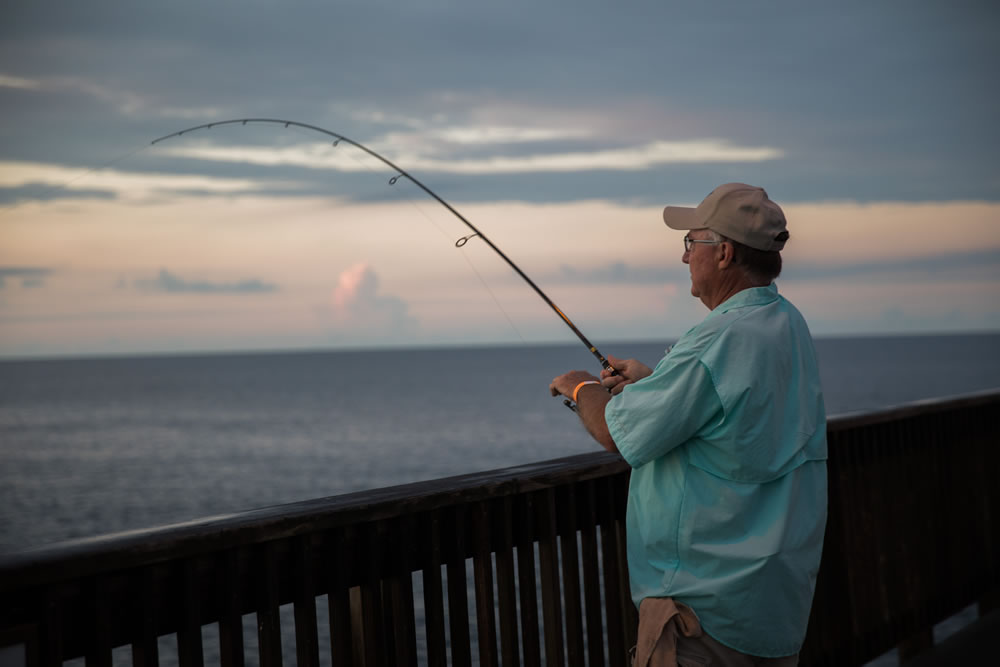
left=574, top=384, right=619, bottom=454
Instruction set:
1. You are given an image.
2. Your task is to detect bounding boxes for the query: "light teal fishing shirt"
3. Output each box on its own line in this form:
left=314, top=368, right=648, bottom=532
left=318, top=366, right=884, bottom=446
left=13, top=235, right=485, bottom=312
left=605, top=283, right=827, bottom=658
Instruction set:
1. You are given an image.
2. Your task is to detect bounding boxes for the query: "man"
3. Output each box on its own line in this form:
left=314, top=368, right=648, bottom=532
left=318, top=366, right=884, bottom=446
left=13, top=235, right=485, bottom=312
left=550, top=183, right=827, bottom=666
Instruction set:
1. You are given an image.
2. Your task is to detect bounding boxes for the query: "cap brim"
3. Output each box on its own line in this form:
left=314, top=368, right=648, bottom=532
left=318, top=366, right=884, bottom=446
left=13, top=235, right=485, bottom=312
left=662, top=205, right=700, bottom=230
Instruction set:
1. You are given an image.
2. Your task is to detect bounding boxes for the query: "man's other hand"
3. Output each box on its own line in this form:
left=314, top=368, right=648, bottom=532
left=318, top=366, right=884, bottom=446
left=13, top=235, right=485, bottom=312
left=602, top=355, right=653, bottom=395
left=549, top=370, right=601, bottom=398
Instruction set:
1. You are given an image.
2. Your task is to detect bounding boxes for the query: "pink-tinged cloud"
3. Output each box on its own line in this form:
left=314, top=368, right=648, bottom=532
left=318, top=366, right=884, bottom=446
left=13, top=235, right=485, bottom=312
left=329, top=263, right=416, bottom=338
left=332, top=263, right=373, bottom=310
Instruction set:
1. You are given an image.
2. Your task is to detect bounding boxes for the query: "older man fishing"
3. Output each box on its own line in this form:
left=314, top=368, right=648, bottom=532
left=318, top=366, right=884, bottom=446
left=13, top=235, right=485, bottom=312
left=550, top=183, right=827, bottom=666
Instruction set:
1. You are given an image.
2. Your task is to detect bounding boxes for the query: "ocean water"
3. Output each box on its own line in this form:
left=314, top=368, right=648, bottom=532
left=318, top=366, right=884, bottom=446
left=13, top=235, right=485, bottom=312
left=1, top=333, right=998, bottom=553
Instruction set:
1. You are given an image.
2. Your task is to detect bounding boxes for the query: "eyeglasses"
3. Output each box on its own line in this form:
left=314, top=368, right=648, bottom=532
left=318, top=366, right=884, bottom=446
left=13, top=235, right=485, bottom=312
left=683, top=234, right=722, bottom=252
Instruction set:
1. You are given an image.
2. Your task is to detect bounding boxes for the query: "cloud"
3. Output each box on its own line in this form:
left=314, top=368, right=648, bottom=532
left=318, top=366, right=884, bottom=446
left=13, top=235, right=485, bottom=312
left=0, top=266, right=52, bottom=288
left=416, top=125, right=594, bottom=146
left=330, top=263, right=416, bottom=335
left=0, top=160, right=294, bottom=202
left=785, top=248, right=1000, bottom=283
left=0, top=71, right=223, bottom=119
left=0, top=74, right=41, bottom=90
left=135, top=269, right=276, bottom=294
left=0, top=183, right=115, bottom=205
left=2, top=2, right=996, bottom=207
left=555, top=261, right=683, bottom=285
left=157, top=136, right=783, bottom=176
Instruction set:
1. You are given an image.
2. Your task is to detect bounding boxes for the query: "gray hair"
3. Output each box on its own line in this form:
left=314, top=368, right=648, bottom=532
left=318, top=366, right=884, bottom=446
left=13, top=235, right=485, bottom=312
left=713, top=231, right=784, bottom=285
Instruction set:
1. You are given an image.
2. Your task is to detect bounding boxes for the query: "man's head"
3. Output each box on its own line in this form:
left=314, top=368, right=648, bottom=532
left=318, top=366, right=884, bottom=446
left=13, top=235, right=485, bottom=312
left=663, top=184, right=788, bottom=308
left=662, top=183, right=789, bottom=251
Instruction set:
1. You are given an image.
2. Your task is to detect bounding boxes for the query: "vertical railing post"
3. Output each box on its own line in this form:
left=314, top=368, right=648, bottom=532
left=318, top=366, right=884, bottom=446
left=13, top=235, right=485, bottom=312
left=557, top=486, right=584, bottom=665
left=132, top=567, right=160, bottom=667
left=515, top=492, right=542, bottom=667
left=446, top=504, right=472, bottom=666
left=178, top=559, right=205, bottom=667
left=538, top=487, right=565, bottom=667
left=421, top=511, right=447, bottom=667
left=579, top=479, right=607, bottom=667
left=328, top=525, right=356, bottom=664
left=293, top=535, right=320, bottom=667
left=494, top=496, right=520, bottom=667
left=256, top=542, right=282, bottom=667
left=473, top=501, right=499, bottom=667
left=218, top=549, right=245, bottom=667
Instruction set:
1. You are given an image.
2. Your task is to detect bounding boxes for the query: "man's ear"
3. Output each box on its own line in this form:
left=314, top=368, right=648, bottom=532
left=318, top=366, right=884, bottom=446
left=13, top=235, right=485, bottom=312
left=717, top=241, right=735, bottom=269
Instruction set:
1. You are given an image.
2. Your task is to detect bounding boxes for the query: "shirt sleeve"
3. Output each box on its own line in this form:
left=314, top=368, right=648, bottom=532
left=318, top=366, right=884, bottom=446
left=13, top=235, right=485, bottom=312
left=605, top=352, right=723, bottom=468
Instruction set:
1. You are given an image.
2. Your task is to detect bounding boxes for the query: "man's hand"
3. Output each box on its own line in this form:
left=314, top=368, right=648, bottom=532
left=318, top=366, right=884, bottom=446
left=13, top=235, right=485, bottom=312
left=601, top=354, right=653, bottom=395
left=549, top=369, right=618, bottom=454
left=549, top=370, right=601, bottom=399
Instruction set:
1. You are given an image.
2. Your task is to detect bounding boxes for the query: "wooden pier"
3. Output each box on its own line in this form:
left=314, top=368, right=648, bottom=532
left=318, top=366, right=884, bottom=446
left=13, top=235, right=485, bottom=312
left=1, top=390, right=998, bottom=666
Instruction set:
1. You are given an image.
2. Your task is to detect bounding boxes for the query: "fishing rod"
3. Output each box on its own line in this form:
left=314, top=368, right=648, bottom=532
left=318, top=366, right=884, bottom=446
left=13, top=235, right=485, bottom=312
left=151, top=118, right=616, bottom=407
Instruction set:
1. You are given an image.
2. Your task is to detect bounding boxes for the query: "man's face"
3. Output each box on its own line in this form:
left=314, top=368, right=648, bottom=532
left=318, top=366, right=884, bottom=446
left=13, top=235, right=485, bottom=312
left=682, top=229, right=720, bottom=301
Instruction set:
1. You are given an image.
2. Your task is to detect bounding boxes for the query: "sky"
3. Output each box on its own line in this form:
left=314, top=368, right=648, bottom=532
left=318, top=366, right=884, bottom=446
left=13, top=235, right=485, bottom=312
left=1, top=0, right=998, bottom=359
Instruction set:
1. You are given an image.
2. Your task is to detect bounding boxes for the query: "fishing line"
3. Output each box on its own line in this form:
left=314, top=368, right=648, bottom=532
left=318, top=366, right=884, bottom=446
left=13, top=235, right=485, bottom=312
left=152, top=118, right=617, bottom=407
left=354, top=166, right=529, bottom=345
left=282, top=123, right=528, bottom=344
left=0, top=144, right=150, bottom=218
left=389, top=189, right=530, bottom=346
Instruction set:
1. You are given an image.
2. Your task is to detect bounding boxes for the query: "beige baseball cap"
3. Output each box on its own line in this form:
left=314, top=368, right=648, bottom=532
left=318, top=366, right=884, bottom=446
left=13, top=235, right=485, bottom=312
left=662, top=183, right=789, bottom=251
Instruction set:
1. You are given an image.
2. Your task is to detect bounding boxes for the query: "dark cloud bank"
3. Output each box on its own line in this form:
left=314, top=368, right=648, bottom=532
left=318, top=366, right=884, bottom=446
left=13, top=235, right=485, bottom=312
left=135, top=269, right=276, bottom=294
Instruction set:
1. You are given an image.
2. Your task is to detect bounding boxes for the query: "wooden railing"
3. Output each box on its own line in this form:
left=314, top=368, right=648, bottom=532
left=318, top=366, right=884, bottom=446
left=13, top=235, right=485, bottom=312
left=803, top=389, right=999, bottom=665
left=1, top=390, right=998, bottom=666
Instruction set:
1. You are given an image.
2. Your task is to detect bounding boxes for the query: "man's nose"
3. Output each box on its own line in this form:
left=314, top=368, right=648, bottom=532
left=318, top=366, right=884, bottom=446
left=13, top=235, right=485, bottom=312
left=682, top=249, right=690, bottom=264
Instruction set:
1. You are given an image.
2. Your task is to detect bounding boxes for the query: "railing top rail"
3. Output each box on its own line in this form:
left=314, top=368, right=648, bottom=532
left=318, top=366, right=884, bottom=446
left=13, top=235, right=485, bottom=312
left=825, top=387, right=1000, bottom=431
left=2, top=389, right=997, bottom=593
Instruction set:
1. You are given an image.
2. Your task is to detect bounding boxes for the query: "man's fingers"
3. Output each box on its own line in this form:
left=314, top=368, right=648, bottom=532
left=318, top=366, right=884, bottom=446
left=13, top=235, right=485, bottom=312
left=603, top=376, right=629, bottom=395
left=605, top=355, right=631, bottom=379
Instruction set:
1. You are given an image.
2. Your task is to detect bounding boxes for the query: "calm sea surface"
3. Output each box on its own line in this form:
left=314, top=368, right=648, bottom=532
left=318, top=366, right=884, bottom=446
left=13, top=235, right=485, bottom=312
left=1, top=333, right=998, bottom=553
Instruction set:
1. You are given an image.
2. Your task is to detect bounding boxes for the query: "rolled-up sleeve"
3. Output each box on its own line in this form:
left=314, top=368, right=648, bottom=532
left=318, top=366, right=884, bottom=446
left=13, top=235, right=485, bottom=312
left=605, top=353, right=723, bottom=468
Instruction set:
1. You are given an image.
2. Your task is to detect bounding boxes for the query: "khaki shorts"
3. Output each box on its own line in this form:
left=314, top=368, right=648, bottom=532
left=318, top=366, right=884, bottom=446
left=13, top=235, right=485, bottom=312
left=632, top=597, right=799, bottom=667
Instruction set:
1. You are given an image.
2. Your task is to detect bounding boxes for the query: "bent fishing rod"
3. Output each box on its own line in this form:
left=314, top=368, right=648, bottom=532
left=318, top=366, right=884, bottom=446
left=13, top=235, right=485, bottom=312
left=151, top=118, right=617, bottom=406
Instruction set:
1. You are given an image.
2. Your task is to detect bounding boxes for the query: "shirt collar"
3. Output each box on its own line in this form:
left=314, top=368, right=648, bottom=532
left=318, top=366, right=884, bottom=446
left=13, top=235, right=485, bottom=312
left=712, top=283, right=779, bottom=315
